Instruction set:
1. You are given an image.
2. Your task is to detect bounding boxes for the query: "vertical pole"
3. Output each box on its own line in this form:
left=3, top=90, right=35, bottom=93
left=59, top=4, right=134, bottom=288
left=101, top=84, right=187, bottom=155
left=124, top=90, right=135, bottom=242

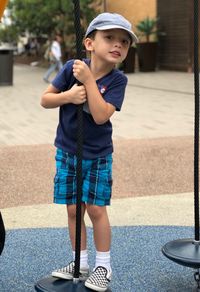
left=193, top=0, right=199, bottom=241
left=73, top=0, right=83, bottom=282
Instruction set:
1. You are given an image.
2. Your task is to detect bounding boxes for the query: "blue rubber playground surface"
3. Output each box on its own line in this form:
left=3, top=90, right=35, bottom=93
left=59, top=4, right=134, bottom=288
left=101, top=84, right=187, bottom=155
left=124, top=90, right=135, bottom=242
left=0, top=226, right=198, bottom=292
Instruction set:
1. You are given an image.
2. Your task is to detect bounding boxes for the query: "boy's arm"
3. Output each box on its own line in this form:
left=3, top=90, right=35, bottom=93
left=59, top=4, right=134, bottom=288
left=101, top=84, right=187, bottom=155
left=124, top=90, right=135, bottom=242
left=84, top=78, right=115, bottom=125
left=40, top=83, right=87, bottom=109
left=73, top=60, right=115, bottom=124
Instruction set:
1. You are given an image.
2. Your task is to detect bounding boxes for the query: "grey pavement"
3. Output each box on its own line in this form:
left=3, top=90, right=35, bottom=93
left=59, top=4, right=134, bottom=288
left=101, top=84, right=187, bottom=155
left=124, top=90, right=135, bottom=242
left=0, top=64, right=194, bottom=145
left=0, top=64, right=198, bottom=292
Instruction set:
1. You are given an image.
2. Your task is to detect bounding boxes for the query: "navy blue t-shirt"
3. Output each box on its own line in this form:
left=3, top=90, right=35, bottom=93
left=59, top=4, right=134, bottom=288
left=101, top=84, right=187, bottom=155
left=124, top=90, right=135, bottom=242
left=52, top=59, right=127, bottom=159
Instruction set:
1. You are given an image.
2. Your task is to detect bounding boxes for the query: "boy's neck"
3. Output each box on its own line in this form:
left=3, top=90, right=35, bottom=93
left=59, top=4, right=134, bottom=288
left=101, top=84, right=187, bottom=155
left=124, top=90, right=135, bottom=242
left=89, top=56, right=115, bottom=80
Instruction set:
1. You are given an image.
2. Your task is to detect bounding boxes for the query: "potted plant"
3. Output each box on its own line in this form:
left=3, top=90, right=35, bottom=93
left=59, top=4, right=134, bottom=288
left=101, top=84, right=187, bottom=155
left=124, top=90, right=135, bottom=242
left=136, top=17, right=158, bottom=72
left=122, top=44, right=136, bottom=73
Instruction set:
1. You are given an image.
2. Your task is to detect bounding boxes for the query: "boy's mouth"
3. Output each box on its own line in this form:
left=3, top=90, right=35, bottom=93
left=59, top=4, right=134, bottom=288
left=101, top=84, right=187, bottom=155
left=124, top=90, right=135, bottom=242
left=109, top=51, right=121, bottom=57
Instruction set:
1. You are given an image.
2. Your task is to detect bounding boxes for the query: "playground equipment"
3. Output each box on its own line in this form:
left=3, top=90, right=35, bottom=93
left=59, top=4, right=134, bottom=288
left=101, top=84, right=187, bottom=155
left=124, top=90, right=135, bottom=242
left=0, top=0, right=7, bottom=257
left=162, top=1, right=200, bottom=291
left=0, top=212, right=5, bottom=256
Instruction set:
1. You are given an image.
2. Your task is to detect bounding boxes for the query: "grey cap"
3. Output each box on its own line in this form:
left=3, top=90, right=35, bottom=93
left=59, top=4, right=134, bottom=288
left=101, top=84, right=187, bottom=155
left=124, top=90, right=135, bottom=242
left=85, top=12, right=138, bottom=43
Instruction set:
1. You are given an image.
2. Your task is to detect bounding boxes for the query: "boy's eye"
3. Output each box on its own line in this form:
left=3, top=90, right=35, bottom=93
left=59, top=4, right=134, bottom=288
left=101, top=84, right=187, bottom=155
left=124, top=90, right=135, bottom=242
left=122, top=39, right=129, bottom=45
left=105, top=35, right=112, bottom=40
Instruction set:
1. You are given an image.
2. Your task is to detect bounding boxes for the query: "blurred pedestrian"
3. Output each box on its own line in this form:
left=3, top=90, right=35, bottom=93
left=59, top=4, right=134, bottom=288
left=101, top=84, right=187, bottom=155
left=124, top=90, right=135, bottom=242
left=43, top=33, right=63, bottom=83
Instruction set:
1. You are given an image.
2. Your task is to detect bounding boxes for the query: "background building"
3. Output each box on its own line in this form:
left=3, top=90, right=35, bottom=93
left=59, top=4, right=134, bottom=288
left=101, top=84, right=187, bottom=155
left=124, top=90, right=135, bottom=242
left=157, top=0, right=199, bottom=72
left=105, top=0, right=200, bottom=72
left=105, top=0, right=156, bottom=29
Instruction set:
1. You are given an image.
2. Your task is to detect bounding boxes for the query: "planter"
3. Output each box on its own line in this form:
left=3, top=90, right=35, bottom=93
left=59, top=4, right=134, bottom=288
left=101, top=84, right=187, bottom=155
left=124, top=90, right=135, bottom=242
left=122, top=46, right=136, bottom=73
left=137, top=42, right=158, bottom=72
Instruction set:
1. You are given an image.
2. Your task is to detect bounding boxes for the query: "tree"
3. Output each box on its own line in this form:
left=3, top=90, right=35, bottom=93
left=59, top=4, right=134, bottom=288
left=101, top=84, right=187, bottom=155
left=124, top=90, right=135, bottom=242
left=0, top=25, right=18, bottom=43
left=6, top=0, right=102, bottom=38
left=0, top=0, right=102, bottom=54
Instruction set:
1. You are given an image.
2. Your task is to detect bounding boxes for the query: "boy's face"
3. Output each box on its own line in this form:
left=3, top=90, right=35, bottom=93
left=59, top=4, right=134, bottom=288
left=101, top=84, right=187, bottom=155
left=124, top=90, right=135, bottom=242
left=84, top=29, right=131, bottom=65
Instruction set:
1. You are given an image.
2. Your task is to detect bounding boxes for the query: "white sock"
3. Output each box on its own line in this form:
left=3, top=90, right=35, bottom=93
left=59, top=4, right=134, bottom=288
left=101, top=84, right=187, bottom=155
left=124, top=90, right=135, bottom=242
left=73, top=250, right=89, bottom=269
left=95, top=251, right=111, bottom=271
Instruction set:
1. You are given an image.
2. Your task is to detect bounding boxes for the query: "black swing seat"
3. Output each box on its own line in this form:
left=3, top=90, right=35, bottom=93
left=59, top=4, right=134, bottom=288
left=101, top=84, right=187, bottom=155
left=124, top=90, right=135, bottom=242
left=0, top=212, right=5, bottom=255
left=162, top=238, right=200, bottom=269
left=35, top=276, right=112, bottom=292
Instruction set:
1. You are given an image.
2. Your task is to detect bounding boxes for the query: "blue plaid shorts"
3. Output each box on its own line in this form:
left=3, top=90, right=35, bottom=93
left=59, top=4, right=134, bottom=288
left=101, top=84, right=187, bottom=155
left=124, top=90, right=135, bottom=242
left=54, top=148, right=113, bottom=206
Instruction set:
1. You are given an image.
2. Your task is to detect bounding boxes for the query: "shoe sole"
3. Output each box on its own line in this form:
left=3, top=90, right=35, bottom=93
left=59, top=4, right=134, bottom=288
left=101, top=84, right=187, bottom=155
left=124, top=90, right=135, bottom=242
left=85, top=281, right=108, bottom=292
left=52, top=271, right=73, bottom=280
left=52, top=272, right=89, bottom=281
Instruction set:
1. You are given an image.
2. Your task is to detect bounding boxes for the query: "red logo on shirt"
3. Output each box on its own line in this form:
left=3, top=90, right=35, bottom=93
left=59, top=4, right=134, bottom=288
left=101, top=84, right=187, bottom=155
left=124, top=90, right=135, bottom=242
left=100, top=85, right=107, bottom=94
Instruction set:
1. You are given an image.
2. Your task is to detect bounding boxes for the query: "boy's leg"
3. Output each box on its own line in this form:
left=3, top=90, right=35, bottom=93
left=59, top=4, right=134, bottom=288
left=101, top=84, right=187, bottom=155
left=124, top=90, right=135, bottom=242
left=86, top=205, right=111, bottom=252
left=52, top=149, right=89, bottom=280
left=67, top=203, right=87, bottom=252
left=86, top=205, right=111, bottom=270
left=52, top=203, right=89, bottom=280
left=85, top=205, right=112, bottom=291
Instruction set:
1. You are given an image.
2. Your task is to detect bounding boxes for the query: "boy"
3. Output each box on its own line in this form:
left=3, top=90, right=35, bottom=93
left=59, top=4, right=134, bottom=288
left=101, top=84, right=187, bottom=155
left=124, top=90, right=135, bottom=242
left=41, top=12, right=137, bottom=292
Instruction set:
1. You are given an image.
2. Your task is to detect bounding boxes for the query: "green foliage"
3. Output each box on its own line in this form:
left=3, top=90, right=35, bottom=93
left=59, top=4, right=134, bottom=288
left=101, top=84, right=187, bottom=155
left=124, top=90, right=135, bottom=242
left=0, top=25, right=19, bottom=44
left=136, top=17, right=158, bottom=42
left=2, top=0, right=101, bottom=42
left=8, top=0, right=71, bottom=36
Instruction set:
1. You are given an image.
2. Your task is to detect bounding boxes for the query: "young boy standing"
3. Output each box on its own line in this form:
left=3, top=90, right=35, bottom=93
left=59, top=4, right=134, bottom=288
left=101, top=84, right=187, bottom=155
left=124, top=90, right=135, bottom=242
left=41, top=12, right=137, bottom=292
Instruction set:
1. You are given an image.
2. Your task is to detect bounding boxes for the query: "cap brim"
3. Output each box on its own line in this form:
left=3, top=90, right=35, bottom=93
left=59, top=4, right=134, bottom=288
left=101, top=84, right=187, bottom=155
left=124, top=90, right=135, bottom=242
left=96, top=24, right=138, bottom=43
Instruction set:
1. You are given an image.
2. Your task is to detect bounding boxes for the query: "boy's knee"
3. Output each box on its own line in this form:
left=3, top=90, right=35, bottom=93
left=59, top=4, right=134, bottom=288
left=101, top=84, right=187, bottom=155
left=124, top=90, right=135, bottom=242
left=87, top=205, right=105, bottom=220
left=67, top=203, right=86, bottom=219
left=67, top=204, right=77, bottom=219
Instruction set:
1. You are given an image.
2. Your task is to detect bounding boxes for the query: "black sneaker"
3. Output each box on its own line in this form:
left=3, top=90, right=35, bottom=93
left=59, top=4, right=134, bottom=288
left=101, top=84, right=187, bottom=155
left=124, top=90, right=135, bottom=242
left=84, top=266, right=112, bottom=292
left=52, top=261, right=89, bottom=280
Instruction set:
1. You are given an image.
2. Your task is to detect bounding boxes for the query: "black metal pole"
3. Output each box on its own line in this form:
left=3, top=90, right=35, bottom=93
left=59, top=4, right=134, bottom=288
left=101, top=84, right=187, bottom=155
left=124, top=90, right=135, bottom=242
left=73, top=0, right=83, bottom=282
left=193, top=0, right=199, bottom=242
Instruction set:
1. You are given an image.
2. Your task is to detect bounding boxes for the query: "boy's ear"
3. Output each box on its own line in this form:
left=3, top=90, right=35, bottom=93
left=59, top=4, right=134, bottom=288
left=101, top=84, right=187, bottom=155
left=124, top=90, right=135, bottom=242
left=84, top=38, right=94, bottom=52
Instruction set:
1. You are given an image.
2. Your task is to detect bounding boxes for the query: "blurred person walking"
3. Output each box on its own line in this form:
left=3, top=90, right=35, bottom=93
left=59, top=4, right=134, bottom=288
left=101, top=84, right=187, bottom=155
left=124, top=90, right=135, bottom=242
left=43, top=33, right=63, bottom=83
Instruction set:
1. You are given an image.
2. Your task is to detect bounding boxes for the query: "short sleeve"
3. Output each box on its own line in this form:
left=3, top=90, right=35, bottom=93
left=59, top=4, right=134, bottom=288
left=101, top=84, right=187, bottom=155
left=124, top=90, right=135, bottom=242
left=103, top=72, right=128, bottom=111
left=52, top=59, right=75, bottom=92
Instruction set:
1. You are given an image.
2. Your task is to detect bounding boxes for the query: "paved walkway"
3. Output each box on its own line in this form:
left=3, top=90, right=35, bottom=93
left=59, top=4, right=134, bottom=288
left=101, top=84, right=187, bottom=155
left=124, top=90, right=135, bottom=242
left=0, top=64, right=198, bottom=291
left=0, top=65, right=194, bottom=145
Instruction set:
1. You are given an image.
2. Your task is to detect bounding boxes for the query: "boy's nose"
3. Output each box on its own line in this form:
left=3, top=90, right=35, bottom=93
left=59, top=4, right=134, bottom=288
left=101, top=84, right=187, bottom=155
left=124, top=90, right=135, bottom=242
left=114, top=41, right=122, bottom=48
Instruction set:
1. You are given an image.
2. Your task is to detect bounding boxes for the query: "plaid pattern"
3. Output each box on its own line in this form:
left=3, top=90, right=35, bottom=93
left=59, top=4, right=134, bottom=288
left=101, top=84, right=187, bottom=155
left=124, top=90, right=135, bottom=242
left=54, top=148, right=112, bottom=206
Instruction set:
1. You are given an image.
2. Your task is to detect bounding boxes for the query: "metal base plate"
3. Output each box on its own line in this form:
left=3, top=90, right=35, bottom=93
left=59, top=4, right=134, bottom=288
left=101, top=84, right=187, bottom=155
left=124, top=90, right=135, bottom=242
left=35, top=276, right=112, bottom=292
left=162, top=238, right=200, bottom=269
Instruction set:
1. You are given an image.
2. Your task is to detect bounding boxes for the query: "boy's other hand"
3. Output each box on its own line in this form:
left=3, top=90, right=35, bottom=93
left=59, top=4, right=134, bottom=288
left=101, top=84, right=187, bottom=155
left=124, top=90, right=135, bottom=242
left=68, top=83, right=87, bottom=104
